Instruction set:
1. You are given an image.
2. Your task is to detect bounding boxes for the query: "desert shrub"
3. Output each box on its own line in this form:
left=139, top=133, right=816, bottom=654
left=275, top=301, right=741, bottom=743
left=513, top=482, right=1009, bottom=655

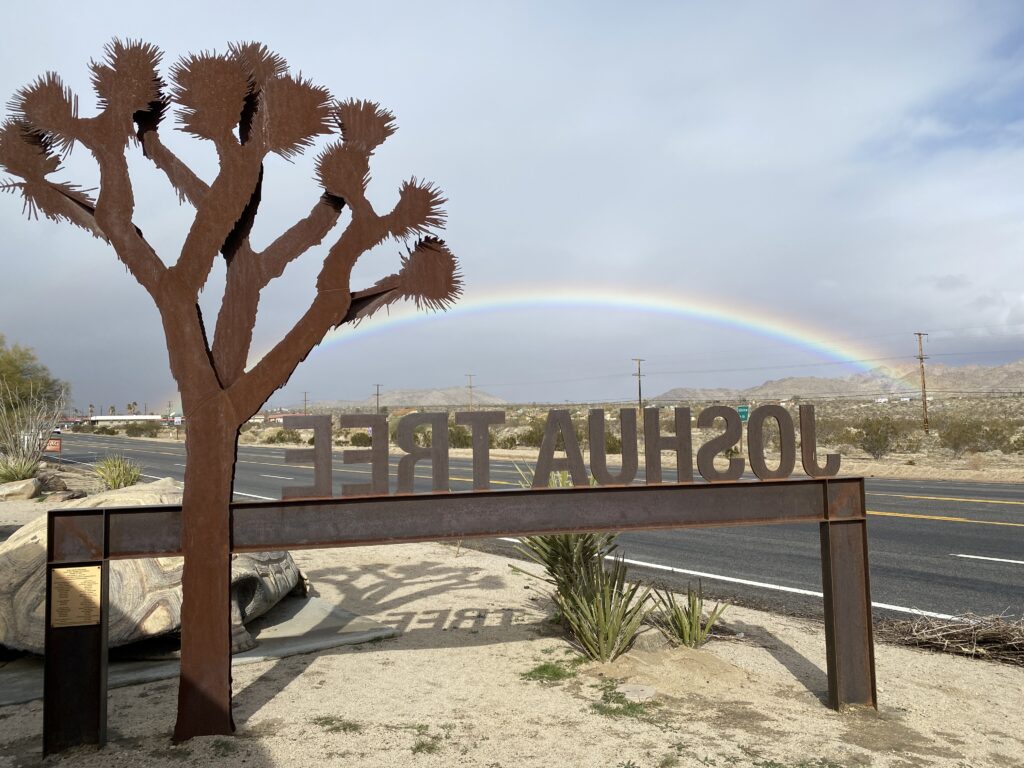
left=496, top=434, right=518, bottom=449
left=857, top=416, right=902, bottom=459
left=125, top=422, right=159, bottom=438
left=604, top=431, right=622, bottom=455
left=263, top=428, right=301, bottom=444
left=94, top=454, right=141, bottom=489
left=520, top=417, right=583, bottom=450
left=811, top=416, right=855, bottom=447
left=650, top=582, right=727, bottom=648
left=349, top=431, right=372, bottom=447
left=70, top=423, right=94, bottom=433
left=938, top=417, right=1016, bottom=457
left=448, top=423, right=472, bottom=449
left=0, top=380, right=65, bottom=476
left=93, top=425, right=117, bottom=436
left=521, top=419, right=546, bottom=448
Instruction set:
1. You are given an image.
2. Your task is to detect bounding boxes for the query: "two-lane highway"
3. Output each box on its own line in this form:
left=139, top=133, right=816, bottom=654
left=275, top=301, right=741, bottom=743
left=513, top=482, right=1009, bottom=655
left=54, top=432, right=1023, bottom=620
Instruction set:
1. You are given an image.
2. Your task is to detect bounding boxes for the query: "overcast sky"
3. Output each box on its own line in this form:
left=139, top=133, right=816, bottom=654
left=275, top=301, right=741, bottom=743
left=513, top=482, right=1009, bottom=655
left=2, top=2, right=1023, bottom=412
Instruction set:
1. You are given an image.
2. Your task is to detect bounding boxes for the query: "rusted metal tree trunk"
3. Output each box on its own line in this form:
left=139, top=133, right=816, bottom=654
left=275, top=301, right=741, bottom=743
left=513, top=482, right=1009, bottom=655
left=175, top=401, right=239, bottom=738
left=1, top=40, right=460, bottom=741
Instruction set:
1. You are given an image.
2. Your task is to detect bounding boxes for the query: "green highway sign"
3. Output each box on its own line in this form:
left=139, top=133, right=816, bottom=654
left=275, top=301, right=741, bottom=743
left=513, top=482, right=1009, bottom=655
left=737, top=405, right=750, bottom=422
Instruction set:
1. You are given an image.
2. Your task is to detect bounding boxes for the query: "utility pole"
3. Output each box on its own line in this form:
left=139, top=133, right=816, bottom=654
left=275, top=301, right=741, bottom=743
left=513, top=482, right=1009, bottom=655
left=915, top=332, right=929, bottom=433
left=303, top=391, right=309, bottom=415
left=632, top=358, right=645, bottom=413
left=374, top=384, right=382, bottom=414
left=466, top=374, right=475, bottom=411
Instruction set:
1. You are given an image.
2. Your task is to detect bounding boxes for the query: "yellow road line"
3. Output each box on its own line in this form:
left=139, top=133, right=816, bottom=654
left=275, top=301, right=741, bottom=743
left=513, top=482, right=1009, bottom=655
left=868, top=510, right=1024, bottom=528
left=867, top=492, right=1024, bottom=507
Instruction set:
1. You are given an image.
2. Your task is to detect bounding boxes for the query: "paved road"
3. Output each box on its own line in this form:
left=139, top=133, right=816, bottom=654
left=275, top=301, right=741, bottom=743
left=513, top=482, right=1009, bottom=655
left=55, top=433, right=1024, bottom=620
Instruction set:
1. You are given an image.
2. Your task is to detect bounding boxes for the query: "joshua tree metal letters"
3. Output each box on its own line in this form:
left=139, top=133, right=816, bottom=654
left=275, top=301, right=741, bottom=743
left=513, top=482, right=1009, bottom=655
left=1, top=41, right=460, bottom=739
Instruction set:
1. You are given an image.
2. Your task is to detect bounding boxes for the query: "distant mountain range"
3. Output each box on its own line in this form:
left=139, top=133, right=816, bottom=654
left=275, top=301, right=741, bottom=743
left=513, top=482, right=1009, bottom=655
left=304, top=387, right=507, bottom=409
left=653, top=360, right=1024, bottom=402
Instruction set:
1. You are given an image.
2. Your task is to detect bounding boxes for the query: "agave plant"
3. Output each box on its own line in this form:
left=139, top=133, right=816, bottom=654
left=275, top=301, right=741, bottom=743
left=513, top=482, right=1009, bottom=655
left=651, top=582, right=728, bottom=648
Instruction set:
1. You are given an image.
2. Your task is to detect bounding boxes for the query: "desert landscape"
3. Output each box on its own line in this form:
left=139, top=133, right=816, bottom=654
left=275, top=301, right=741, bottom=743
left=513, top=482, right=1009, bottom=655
left=1, top=449, right=1022, bottom=767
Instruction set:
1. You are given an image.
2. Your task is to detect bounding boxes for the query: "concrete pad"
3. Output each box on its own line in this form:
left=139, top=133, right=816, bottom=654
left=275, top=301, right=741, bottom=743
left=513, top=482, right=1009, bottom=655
left=0, top=596, right=397, bottom=706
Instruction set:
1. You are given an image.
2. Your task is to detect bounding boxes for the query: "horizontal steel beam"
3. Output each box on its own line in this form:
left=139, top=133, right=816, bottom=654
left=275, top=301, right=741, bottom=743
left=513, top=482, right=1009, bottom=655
left=49, top=477, right=863, bottom=561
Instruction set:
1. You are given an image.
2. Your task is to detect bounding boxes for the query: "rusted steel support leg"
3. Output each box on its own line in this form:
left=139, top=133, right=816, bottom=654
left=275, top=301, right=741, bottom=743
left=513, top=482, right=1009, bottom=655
left=44, top=513, right=109, bottom=756
left=819, top=480, right=877, bottom=710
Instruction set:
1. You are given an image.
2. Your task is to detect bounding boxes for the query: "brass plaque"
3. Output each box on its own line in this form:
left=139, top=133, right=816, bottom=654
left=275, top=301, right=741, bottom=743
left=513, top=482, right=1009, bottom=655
left=51, top=566, right=102, bottom=628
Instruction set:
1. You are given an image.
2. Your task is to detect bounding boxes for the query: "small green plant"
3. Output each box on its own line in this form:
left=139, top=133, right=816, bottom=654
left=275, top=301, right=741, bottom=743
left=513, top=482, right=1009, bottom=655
left=650, top=582, right=727, bottom=648
left=311, top=715, right=363, bottom=733
left=94, top=454, right=141, bottom=490
left=410, top=724, right=442, bottom=754
left=520, top=658, right=581, bottom=683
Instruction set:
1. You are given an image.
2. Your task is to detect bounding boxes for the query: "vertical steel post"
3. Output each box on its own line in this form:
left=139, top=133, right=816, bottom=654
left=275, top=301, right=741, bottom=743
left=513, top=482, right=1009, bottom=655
left=819, top=480, right=877, bottom=710
left=44, top=511, right=109, bottom=756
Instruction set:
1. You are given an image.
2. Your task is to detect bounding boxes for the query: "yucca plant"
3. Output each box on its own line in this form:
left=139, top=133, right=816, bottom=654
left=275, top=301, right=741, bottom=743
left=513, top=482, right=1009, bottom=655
left=0, top=455, right=39, bottom=482
left=513, top=463, right=648, bottom=661
left=554, top=554, right=651, bottom=662
left=651, top=582, right=728, bottom=648
left=94, top=454, right=141, bottom=490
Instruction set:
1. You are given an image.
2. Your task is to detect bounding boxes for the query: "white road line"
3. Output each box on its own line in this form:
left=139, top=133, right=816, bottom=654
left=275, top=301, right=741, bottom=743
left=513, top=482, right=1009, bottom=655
left=952, top=553, right=1024, bottom=565
left=496, top=537, right=958, bottom=619
left=233, top=490, right=276, bottom=500
left=259, top=474, right=294, bottom=480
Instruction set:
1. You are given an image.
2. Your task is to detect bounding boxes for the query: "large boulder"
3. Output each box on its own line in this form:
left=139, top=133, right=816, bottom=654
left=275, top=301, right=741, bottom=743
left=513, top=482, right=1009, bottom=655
left=0, top=478, right=41, bottom=501
left=0, top=478, right=301, bottom=654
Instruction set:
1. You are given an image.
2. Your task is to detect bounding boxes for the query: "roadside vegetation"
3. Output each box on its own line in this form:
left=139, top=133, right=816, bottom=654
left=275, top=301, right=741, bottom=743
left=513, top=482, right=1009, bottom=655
left=94, top=454, right=142, bottom=490
left=0, top=337, right=67, bottom=482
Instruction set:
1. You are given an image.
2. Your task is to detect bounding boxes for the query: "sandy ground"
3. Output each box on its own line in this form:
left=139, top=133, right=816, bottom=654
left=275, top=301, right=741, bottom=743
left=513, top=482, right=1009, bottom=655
left=2, top=457, right=1022, bottom=767
left=1, top=489, right=1022, bottom=767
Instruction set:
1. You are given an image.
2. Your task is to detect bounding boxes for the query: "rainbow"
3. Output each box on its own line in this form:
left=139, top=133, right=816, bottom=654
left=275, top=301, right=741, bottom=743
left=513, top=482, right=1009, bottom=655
left=247, top=285, right=904, bottom=383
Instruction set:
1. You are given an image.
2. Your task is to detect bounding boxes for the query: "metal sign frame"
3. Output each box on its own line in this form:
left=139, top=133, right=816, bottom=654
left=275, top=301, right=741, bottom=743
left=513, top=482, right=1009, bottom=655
left=44, top=475, right=876, bottom=755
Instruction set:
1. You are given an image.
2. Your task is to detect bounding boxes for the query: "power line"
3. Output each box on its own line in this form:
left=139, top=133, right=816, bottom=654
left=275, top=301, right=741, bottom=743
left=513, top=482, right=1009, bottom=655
left=374, top=384, right=382, bottom=414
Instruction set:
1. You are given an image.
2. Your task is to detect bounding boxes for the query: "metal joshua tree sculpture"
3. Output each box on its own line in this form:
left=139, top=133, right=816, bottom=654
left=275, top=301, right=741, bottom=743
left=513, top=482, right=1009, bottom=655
left=0, top=40, right=460, bottom=740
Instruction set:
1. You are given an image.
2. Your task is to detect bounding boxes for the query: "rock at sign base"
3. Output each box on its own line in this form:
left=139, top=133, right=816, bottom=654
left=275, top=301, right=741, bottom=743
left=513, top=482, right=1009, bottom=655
left=0, top=478, right=302, bottom=654
left=0, top=478, right=41, bottom=501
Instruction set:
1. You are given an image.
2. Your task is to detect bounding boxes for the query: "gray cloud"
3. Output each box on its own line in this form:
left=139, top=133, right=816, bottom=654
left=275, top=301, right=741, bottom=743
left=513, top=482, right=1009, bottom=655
left=1, top=2, right=1023, bottom=410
